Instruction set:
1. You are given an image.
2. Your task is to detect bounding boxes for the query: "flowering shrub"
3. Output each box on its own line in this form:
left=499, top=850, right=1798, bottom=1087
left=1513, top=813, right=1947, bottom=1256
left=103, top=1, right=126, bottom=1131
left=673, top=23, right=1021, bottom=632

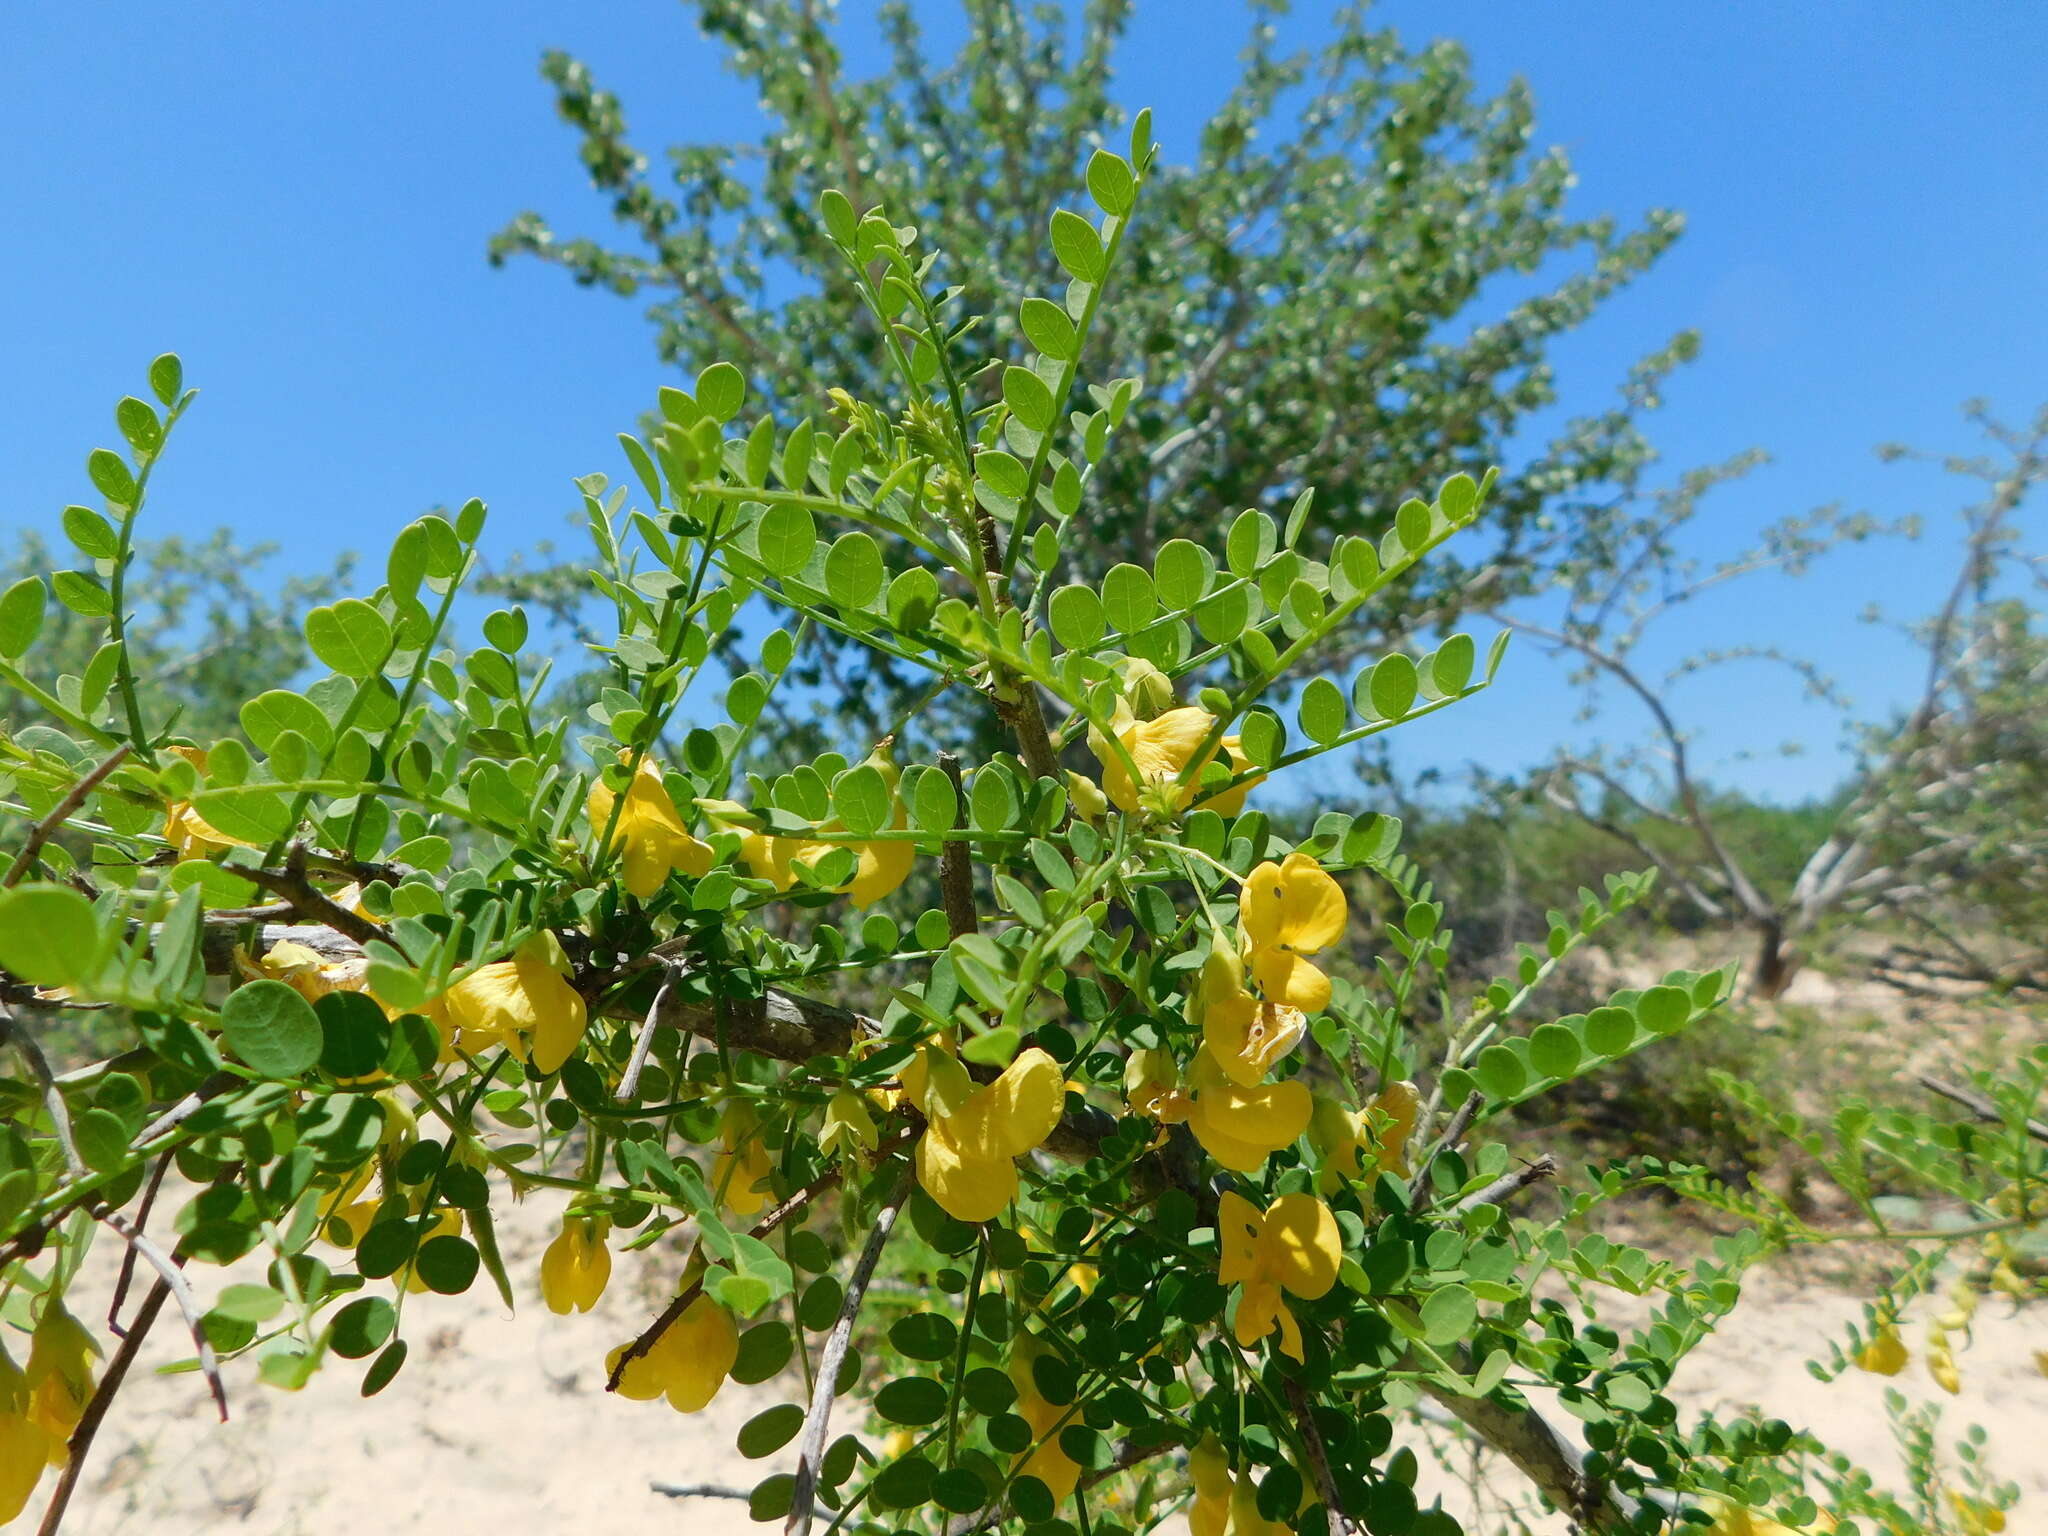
left=0, top=111, right=2031, bottom=1535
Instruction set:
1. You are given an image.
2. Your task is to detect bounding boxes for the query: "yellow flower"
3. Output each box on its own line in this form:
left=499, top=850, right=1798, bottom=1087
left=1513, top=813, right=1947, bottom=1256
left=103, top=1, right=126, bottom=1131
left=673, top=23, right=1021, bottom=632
left=714, top=1101, right=775, bottom=1216
left=440, top=935, right=589, bottom=1074
left=1, top=1340, right=53, bottom=1520
left=1184, top=1046, right=1312, bottom=1173
left=588, top=755, right=714, bottom=900
left=1854, top=1325, right=1907, bottom=1376
left=607, top=1294, right=739, bottom=1413
left=161, top=744, right=252, bottom=860
left=819, top=1088, right=880, bottom=1163
left=905, top=1042, right=1065, bottom=1223
left=1216, top=1191, right=1341, bottom=1362
left=1092, top=706, right=1221, bottom=816
left=1007, top=1332, right=1081, bottom=1503
left=1240, top=852, right=1347, bottom=1012
left=1228, top=1470, right=1295, bottom=1536
left=24, top=1302, right=97, bottom=1458
left=541, top=1210, right=613, bottom=1315
left=792, top=744, right=917, bottom=907
left=1308, top=1094, right=1367, bottom=1193
left=247, top=939, right=361, bottom=1003
left=1699, top=1497, right=1835, bottom=1536
left=1197, top=944, right=1307, bottom=1088
left=1365, top=1080, right=1421, bottom=1177
left=1124, top=1047, right=1190, bottom=1123
left=1188, top=1433, right=1234, bottom=1536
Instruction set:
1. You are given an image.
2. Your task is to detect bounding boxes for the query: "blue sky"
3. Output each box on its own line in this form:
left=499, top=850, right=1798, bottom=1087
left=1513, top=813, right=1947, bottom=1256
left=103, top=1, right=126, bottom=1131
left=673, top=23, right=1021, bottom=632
left=3, top=2, right=2042, bottom=805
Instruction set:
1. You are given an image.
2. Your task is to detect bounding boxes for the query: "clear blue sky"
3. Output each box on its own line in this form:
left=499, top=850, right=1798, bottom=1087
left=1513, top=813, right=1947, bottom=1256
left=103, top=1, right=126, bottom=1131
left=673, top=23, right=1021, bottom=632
left=4, top=2, right=2042, bottom=804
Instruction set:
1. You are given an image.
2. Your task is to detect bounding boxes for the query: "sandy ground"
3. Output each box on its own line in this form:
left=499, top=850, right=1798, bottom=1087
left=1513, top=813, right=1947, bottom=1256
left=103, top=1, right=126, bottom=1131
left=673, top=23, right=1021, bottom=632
left=33, top=1182, right=2046, bottom=1536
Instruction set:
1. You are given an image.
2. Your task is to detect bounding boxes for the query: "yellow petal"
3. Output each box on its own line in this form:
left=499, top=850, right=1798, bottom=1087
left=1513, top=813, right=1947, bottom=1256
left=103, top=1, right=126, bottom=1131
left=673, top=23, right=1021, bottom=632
left=0, top=1411, right=51, bottom=1522
left=1263, top=1193, right=1341, bottom=1300
left=847, top=828, right=916, bottom=907
left=1242, top=851, right=1346, bottom=955
left=983, top=1047, right=1065, bottom=1158
left=1215, top=1191, right=1264, bottom=1286
left=1249, top=947, right=1332, bottom=1013
left=917, top=1121, right=1020, bottom=1224
left=1190, top=1433, right=1233, bottom=1502
left=608, top=1341, right=670, bottom=1402
left=661, top=1295, right=739, bottom=1413
left=1186, top=1049, right=1312, bottom=1172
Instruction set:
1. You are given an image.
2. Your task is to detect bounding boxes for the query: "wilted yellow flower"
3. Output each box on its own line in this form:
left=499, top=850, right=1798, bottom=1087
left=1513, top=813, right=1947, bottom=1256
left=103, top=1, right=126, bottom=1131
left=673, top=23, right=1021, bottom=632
left=245, top=938, right=362, bottom=1004
left=1184, top=1046, right=1313, bottom=1172
left=1, top=1339, right=53, bottom=1519
left=1854, top=1325, right=1907, bottom=1376
left=1188, top=1433, right=1234, bottom=1536
left=1216, top=1191, right=1341, bottom=1361
left=905, top=1041, right=1064, bottom=1223
left=1092, top=705, right=1222, bottom=816
left=1007, top=1331, right=1080, bottom=1502
left=588, top=755, right=714, bottom=900
left=1240, top=852, right=1347, bottom=1012
left=1197, top=944, right=1307, bottom=1088
left=819, top=1089, right=880, bottom=1162
left=161, top=744, right=252, bottom=860
left=541, top=1210, right=612, bottom=1315
left=608, top=1294, right=739, bottom=1413
left=713, top=1101, right=775, bottom=1216
left=439, top=935, right=589, bottom=1074
left=24, top=1302, right=98, bottom=1458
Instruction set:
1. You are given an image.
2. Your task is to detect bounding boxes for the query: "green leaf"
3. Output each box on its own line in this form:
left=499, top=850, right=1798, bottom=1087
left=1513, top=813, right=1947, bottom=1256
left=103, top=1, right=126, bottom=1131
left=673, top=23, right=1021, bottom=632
left=240, top=690, right=334, bottom=754
left=149, top=353, right=184, bottom=408
left=362, top=1339, right=409, bottom=1397
left=755, top=501, right=817, bottom=579
left=697, top=362, right=745, bottom=423
left=70, top=1107, right=130, bottom=1173
left=1047, top=585, right=1104, bottom=650
left=1019, top=297, right=1078, bottom=361
left=415, top=1233, right=480, bottom=1295
left=88, top=447, right=138, bottom=508
left=1433, top=633, right=1476, bottom=694
left=832, top=763, right=892, bottom=839
left=220, top=980, right=323, bottom=1079
left=1085, top=149, right=1136, bottom=215
left=1420, top=1284, right=1478, bottom=1346
left=874, top=1375, right=950, bottom=1426
left=1048, top=209, right=1105, bottom=282
left=317, top=991, right=393, bottom=1081
left=823, top=531, right=885, bottom=610
left=1439, top=472, right=1480, bottom=522
left=738, top=1403, right=805, bottom=1459
left=910, top=767, right=958, bottom=833
left=733, top=1320, right=795, bottom=1385
left=1528, top=1023, right=1583, bottom=1080
left=62, top=505, right=119, bottom=560
left=818, top=187, right=857, bottom=245
left=0, top=576, right=46, bottom=658
left=1226, top=509, right=1276, bottom=576
left=1298, top=677, right=1347, bottom=745
left=1365, top=653, right=1418, bottom=721
left=305, top=599, right=393, bottom=679
left=0, top=885, right=104, bottom=988
left=216, top=1283, right=287, bottom=1323
left=1636, top=985, right=1691, bottom=1035
left=1395, top=497, right=1432, bottom=553
left=329, top=1295, right=396, bottom=1360
left=1583, top=1007, right=1637, bottom=1056
left=1153, top=539, right=1211, bottom=610
left=51, top=570, right=111, bottom=618
left=1101, top=563, right=1157, bottom=633
left=1002, top=366, right=1057, bottom=432
left=889, top=1312, right=959, bottom=1362
left=1473, top=1044, right=1527, bottom=1102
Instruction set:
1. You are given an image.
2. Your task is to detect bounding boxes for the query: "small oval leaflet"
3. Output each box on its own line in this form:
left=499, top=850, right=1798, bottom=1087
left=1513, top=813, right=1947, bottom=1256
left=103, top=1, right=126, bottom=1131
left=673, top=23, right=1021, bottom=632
left=221, top=979, right=323, bottom=1079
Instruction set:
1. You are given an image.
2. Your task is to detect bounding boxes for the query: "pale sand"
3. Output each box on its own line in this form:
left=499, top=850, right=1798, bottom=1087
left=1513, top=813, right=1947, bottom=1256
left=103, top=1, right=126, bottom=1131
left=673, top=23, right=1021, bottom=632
left=36, top=1187, right=2046, bottom=1535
